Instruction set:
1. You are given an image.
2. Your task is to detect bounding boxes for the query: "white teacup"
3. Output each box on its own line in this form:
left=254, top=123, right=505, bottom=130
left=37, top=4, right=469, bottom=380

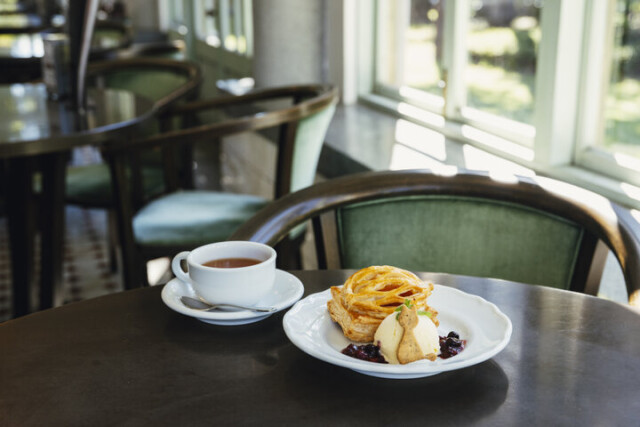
left=171, top=241, right=277, bottom=306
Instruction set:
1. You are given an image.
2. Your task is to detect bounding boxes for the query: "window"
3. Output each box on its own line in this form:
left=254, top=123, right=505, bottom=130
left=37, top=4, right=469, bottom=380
left=194, top=0, right=253, bottom=56
left=376, top=0, right=445, bottom=103
left=158, top=0, right=253, bottom=82
left=364, top=0, right=640, bottom=206
left=464, top=1, right=541, bottom=128
left=577, top=0, right=640, bottom=188
left=374, top=0, right=541, bottom=145
left=604, top=0, right=640, bottom=158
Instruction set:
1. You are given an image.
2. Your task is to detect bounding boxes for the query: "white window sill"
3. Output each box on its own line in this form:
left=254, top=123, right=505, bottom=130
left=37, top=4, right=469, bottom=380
left=351, top=93, right=640, bottom=213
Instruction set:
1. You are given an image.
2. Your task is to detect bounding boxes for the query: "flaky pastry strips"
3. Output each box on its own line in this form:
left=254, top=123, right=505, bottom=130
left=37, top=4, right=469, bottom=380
left=327, top=266, right=439, bottom=342
left=338, top=265, right=437, bottom=322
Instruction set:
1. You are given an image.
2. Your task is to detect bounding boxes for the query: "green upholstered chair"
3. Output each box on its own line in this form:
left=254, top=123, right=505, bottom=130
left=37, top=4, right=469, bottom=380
left=230, top=169, right=640, bottom=308
left=90, top=19, right=133, bottom=59
left=106, top=84, right=339, bottom=289
left=67, top=57, right=202, bottom=207
left=65, top=57, right=201, bottom=268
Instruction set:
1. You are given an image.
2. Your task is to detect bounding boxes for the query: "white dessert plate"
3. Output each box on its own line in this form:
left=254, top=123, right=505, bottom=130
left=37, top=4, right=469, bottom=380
left=283, top=285, right=512, bottom=379
left=162, top=269, right=304, bottom=325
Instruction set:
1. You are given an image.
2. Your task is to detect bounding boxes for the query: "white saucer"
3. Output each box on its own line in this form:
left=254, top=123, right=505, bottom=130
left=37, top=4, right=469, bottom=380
left=161, top=269, right=304, bottom=325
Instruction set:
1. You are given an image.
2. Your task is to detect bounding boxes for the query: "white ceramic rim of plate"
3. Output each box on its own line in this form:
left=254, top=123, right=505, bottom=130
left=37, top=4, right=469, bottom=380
left=161, top=269, right=304, bottom=320
left=282, top=285, right=512, bottom=377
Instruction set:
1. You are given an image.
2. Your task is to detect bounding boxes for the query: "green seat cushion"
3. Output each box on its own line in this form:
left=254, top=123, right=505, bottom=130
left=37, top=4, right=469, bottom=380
left=133, top=191, right=268, bottom=247
left=336, top=196, right=585, bottom=289
left=65, top=163, right=165, bottom=206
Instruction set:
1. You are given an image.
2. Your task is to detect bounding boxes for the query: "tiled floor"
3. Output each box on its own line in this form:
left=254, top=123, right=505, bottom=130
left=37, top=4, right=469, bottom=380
left=0, top=206, right=124, bottom=322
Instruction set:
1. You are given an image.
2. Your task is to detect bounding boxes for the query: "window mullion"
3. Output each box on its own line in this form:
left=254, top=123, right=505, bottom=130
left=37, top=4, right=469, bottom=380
left=243, top=0, right=253, bottom=56
left=533, top=0, right=585, bottom=167
left=394, top=0, right=410, bottom=87
left=219, top=0, right=230, bottom=50
left=182, top=0, right=196, bottom=59
left=357, top=0, right=375, bottom=96
left=375, top=0, right=409, bottom=87
left=575, top=0, right=616, bottom=162
left=441, top=0, right=469, bottom=120
left=158, top=0, right=169, bottom=32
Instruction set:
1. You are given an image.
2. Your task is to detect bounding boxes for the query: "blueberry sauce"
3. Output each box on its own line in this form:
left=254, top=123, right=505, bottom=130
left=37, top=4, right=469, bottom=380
left=438, top=331, right=466, bottom=359
left=341, top=343, right=388, bottom=363
left=341, top=331, right=466, bottom=363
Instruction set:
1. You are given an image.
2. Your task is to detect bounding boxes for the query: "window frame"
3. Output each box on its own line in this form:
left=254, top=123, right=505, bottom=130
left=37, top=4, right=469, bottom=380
left=355, top=0, right=640, bottom=208
left=158, top=0, right=253, bottom=82
left=575, top=0, right=640, bottom=188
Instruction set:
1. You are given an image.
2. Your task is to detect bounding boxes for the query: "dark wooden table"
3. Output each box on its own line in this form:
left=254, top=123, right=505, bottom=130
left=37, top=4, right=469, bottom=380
left=0, top=30, right=132, bottom=84
left=0, top=32, right=42, bottom=83
left=1, top=270, right=639, bottom=425
left=0, top=83, right=154, bottom=317
left=0, top=12, right=42, bottom=33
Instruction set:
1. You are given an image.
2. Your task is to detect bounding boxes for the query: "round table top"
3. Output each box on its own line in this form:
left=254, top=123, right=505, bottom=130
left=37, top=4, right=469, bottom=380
left=1, top=270, right=639, bottom=425
left=0, top=82, right=155, bottom=157
left=0, top=32, right=42, bottom=59
left=0, top=30, right=129, bottom=61
left=0, top=13, right=42, bottom=33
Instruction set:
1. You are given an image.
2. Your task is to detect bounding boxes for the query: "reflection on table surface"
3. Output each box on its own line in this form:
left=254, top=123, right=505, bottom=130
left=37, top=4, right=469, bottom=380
left=0, top=28, right=127, bottom=59
left=0, top=12, right=41, bottom=32
left=0, top=82, right=155, bottom=155
left=0, top=32, right=41, bottom=57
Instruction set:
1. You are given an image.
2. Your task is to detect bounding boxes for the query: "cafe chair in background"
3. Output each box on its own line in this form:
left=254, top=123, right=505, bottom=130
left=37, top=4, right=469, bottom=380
left=114, top=40, right=187, bottom=60
left=68, top=57, right=202, bottom=207
left=88, top=18, right=133, bottom=60
left=230, top=169, right=640, bottom=307
left=64, top=57, right=202, bottom=268
left=106, top=84, right=339, bottom=289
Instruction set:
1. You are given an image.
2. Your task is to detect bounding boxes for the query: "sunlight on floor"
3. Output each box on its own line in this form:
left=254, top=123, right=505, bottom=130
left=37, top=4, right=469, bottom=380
left=389, top=144, right=444, bottom=170
left=395, top=119, right=446, bottom=160
left=397, top=102, right=445, bottom=129
left=462, top=144, right=535, bottom=175
left=621, top=182, right=640, bottom=203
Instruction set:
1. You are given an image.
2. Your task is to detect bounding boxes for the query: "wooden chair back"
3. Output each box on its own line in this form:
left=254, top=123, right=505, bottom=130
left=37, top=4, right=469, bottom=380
left=105, top=84, right=339, bottom=287
left=87, top=57, right=202, bottom=113
left=231, top=169, right=640, bottom=307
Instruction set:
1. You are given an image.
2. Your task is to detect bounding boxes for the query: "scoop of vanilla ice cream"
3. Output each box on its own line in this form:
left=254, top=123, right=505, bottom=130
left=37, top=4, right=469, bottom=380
left=374, top=310, right=440, bottom=364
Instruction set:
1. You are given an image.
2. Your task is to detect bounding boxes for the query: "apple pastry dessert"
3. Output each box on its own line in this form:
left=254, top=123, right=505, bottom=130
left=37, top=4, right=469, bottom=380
left=327, top=265, right=438, bottom=343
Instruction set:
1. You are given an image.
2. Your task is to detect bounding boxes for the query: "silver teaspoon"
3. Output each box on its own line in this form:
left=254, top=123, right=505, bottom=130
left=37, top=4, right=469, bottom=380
left=180, top=296, right=277, bottom=313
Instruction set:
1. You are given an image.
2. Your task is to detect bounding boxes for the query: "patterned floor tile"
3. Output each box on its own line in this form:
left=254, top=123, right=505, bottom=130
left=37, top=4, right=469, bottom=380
left=0, top=206, right=124, bottom=322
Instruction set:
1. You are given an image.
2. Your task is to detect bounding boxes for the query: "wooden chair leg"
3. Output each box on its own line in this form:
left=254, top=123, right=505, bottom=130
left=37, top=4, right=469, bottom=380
left=107, top=150, right=145, bottom=290
left=5, top=157, right=38, bottom=317
left=107, top=210, right=119, bottom=273
left=275, top=235, right=304, bottom=270
left=38, top=153, right=66, bottom=310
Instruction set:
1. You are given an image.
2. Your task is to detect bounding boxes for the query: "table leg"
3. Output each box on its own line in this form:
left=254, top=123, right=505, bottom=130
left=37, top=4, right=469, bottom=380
left=39, top=153, right=66, bottom=310
left=4, top=157, right=38, bottom=317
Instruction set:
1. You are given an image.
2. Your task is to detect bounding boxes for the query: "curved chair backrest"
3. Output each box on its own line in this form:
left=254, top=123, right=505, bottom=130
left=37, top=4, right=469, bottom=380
left=105, top=84, right=338, bottom=288
left=230, top=169, right=640, bottom=307
left=121, top=84, right=339, bottom=200
left=87, top=57, right=200, bottom=178
left=87, top=57, right=202, bottom=112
